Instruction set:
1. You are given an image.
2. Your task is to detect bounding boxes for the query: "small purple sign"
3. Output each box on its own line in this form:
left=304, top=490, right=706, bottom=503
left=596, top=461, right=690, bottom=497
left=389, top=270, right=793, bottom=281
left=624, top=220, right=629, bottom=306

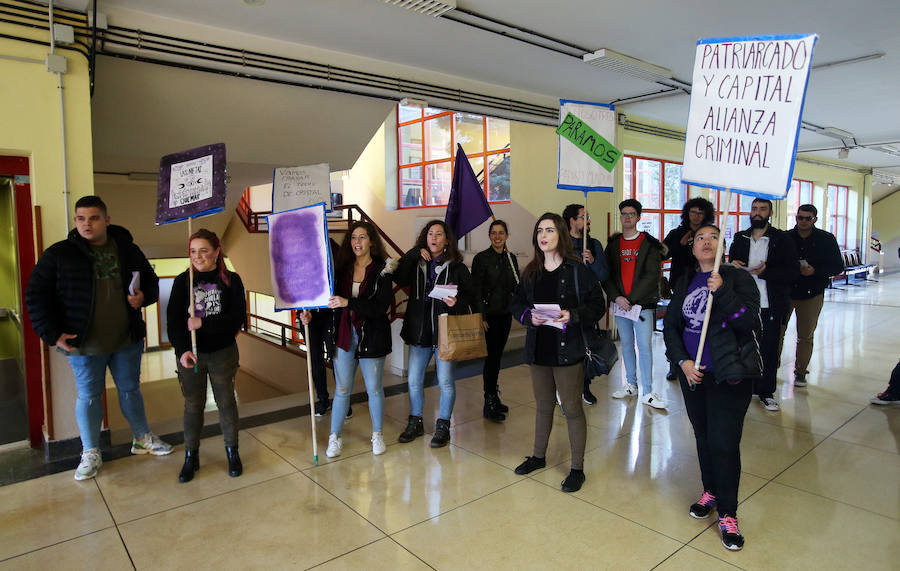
left=268, top=202, right=333, bottom=310
left=155, top=143, right=227, bottom=225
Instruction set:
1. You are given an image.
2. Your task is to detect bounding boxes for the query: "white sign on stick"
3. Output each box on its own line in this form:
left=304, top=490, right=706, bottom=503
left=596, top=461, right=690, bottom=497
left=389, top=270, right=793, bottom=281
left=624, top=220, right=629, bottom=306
left=272, top=163, right=332, bottom=214
left=557, top=100, right=617, bottom=192
left=681, top=34, right=817, bottom=199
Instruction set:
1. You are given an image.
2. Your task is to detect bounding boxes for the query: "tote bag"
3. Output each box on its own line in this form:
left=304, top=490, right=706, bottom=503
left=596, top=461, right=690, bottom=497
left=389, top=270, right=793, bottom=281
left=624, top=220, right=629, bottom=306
left=438, top=312, right=488, bottom=361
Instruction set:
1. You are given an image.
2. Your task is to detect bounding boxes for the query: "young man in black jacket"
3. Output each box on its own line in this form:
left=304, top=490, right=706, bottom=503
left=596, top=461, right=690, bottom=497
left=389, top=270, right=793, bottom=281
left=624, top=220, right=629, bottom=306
left=25, top=196, right=172, bottom=481
left=787, top=205, right=844, bottom=387
left=728, top=198, right=800, bottom=411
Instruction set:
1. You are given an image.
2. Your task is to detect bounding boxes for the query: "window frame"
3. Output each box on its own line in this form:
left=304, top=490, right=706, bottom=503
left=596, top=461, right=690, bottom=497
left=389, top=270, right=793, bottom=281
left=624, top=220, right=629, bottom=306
left=826, top=183, right=850, bottom=249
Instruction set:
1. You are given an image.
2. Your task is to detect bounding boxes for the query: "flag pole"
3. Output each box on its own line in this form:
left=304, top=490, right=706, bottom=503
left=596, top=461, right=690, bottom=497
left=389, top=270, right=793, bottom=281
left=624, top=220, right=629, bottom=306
left=582, top=190, right=589, bottom=259
left=691, top=188, right=733, bottom=388
left=188, top=216, right=198, bottom=372
left=304, top=321, right=319, bottom=465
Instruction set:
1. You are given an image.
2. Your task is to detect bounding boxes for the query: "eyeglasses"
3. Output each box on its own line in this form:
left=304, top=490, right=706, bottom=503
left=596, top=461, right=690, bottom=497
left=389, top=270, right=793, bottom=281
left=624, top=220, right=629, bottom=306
left=796, top=215, right=814, bottom=221
left=577, top=215, right=591, bottom=221
left=620, top=212, right=638, bottom=218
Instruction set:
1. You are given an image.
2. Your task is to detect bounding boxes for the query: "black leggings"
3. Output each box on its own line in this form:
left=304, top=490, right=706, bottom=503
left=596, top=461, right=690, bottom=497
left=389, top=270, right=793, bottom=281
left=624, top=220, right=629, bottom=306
left=482, top=313, right=512, bottom=396
left=680, top=371, right=752, bottom=515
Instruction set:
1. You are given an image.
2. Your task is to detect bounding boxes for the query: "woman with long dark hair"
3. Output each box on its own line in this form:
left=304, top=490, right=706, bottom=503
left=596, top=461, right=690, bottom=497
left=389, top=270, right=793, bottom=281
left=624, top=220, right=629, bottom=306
left=663, top=224, right=762, bottom=551
left=168, top=229, right=246, bottom=482
left=509, top=213, right=606, bottom=493
left=393, top=220, right=474, bottom=448
left=471, top=220, right=519, bottom=422
left=300, top=221, right=395, bottom=457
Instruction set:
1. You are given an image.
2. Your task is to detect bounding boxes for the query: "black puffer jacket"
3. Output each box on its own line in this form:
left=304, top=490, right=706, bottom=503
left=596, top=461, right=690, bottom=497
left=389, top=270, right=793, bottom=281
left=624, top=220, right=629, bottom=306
left=471, top=247, right=520, bottom=316
left=329, top=258, right=396, bottom=359
left=393, top=248, right=475, bottom=347
left=25, top=225, right=159, bottom=348
left=509, top=259, right=606, bottom=366
left=663, top=265, right=762, bottom=384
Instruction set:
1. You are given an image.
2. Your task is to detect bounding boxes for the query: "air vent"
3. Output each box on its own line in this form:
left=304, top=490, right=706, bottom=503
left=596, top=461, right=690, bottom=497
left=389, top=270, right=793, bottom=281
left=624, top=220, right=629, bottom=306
left=382, top=0, right=457, bottom=17
left=583, top=48, right=673, bottom=83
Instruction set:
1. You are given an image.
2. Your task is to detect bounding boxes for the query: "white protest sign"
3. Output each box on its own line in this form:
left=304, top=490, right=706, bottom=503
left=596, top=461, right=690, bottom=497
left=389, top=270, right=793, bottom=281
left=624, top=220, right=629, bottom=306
left=169, top=155, right=213, bottom=208
left=557, top=100, right=617, bottom=192
left=681, top=34, right=817, bottom=199
left=272, top=163, right=332, bottom=214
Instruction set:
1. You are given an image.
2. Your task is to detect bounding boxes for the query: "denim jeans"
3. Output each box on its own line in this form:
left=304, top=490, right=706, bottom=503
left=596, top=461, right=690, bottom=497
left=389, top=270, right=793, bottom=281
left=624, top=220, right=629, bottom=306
left=615, top=308, right=655, bottom=395
left=332, top=329, right=386, bottom=435
left=407, top=344, right=455, bottom=420
left=177, top=343, right=240, bottom=449
left=67, top=340, right=150, bottom=450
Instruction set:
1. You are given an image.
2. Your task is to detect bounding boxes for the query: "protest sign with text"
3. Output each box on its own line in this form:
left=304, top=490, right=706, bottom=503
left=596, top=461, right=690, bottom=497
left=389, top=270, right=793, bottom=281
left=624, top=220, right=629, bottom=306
left=681, top=34, right=818, bottom=199
left=272, top=163, right=332, bottom=214
left=557, top=100, right=618, bottom=192
left=267, top=202, right=333, bottom=311
left=155, top=143, right=227, bottom=225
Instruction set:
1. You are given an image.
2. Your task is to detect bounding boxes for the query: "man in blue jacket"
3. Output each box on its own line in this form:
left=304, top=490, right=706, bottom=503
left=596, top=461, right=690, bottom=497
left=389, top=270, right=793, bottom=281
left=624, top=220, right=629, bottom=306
left=563, top=203, right=609, bottom=404
left=728, top=198, right=800, bottom=411
left=26, top=196, right=172, bottom=481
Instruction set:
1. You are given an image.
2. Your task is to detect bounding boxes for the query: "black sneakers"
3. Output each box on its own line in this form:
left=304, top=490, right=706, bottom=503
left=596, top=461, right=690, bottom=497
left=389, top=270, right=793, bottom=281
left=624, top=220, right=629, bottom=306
left=582, top=388, right=598, bottom=405
left=561, top=469, right=585, bottom=493
left=430, top=418, right=451, bottom=448
left=398, top=415, right=424, bottom=443
left=514, top=456, right=546, bottom=475
left=718, top=514, right=744, bottom=551
left=689, top=491, right=716, bottom=518
left=314, top=399, right=331, bottom=417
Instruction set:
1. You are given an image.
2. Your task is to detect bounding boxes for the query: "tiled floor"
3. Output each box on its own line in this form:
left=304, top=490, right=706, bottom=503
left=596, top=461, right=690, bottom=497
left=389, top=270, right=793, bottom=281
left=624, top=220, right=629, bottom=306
left=1, top=275, right=898, bottom=569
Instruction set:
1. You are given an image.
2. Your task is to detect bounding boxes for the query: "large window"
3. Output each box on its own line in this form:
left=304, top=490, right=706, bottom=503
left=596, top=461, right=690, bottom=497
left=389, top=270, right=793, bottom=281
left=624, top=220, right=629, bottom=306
left=827, top=184, right=850, bottom=249
left=622, top=155, right=752, bottom=251
left=398, top=105, right=510, bottom=208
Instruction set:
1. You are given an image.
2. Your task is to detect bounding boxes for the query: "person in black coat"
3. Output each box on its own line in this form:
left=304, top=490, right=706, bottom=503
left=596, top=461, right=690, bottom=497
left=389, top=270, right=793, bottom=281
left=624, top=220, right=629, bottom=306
left=728, top=198, right=800, bottom=411
left=25, top=195, right=171, bottom=481
left=664, top=224, right=762, bottom=552
left=168, top=229, right=246, bottom=482
left=393, top=220, right=475, bottom=448
left=471, top=220, right=520, bottom=422
left=300, top=222, right=395, bottom=458
left=509, top=213, right=606, bottom=493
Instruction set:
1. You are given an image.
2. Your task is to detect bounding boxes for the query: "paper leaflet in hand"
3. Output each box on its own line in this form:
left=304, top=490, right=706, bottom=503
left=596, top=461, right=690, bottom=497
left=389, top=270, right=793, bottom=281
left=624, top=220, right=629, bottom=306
left=428, top=284, right=458, bottom=301
left=612, top=303, right=643, bottom=322
left=128, top=271, right=140, bottom=296
left=533, top=303, right=564, bottom=330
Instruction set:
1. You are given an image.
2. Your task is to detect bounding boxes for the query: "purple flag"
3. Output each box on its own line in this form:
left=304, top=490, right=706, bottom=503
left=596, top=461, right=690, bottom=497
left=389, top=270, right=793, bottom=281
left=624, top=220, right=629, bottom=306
left=445, top=144, right=493, bottom=240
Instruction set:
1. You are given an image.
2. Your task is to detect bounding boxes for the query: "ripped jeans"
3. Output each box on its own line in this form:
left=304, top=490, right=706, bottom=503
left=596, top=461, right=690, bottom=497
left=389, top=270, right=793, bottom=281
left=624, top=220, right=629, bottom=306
left=331, top=329, right=386, bottom=435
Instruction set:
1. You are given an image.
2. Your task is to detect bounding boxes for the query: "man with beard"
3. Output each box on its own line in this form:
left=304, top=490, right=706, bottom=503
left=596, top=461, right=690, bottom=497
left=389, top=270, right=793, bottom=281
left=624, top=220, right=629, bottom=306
left=728, top=198, right=800, bottom=411
left=563, top=204, right=609, bottom=404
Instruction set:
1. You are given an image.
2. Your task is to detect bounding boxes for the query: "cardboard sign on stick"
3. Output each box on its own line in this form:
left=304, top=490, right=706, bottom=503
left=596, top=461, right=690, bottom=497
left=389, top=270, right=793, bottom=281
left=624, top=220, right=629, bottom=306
left=272, top=163, right=332, bottom=214
left=155, top=143, right=227, bottom=225
left=557, top=100, right=617, bottom=192
left=267, top=202, right=333, bottom=311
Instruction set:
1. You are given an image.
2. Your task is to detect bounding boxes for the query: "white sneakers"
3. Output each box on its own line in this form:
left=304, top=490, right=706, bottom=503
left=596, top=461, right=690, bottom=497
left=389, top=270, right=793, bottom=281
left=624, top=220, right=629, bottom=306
left=372, top=431, right=386, bottom=455
left=759, top=397, right=780, bottom=411
left=611, top=384, right=637, bottom=399
left=326, top=433, right=343, bottom=458
left=131, top=432, right=174, bottom=456
left=641, top=393, right=667, bottom=409
left=74, top=448, right=102, bottom=481
left=611, top=384, right=668, bottom=409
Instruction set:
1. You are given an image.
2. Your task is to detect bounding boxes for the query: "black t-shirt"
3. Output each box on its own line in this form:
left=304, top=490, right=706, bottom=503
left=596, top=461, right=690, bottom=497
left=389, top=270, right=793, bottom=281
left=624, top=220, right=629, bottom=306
left=534, top=266, right=563, bottom=367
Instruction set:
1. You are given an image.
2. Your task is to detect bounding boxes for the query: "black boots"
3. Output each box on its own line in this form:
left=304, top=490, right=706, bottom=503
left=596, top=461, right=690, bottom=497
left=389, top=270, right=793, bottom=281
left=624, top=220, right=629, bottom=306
left=495, top=389, right=509, bottom=413
left=483, top=393, right=506, bottom=423
left=398, top=415, right=424, bottom=443
left=226, top=446, right=242, bottom=477
left=430, top=418, right=451, bottom=448
left=178, top=449, right=199, bottom=483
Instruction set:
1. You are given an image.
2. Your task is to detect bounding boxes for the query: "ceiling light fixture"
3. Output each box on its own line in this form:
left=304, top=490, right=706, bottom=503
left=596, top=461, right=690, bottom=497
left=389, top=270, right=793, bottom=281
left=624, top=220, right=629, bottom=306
left=838, top=148, right=850, bottom=160
left=583, top=48, right=674, bottom=83
left=400, top=97, right=427, bottom=108
left=241, top=0, right=266, bottom=6
left=382, top=0, right=457, bottom=17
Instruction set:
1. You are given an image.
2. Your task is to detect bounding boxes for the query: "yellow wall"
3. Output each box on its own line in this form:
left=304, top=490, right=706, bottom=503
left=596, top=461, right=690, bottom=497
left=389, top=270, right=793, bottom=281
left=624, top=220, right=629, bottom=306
left=872, top=191, right=900, bottom=271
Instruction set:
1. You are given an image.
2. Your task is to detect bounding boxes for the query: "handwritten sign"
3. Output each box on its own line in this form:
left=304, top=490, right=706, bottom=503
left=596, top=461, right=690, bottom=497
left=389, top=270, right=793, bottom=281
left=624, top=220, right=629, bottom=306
left=272, top=163, right=332, bottom=214
left=155, top=143, right=226, bottom=225
left=556, top=112, right=621, bottom=172
left=557, top=100, right=617, bottom=192
left=681, top=34, right=818, bottom=199
left=267, top=202, right=333, bottom=310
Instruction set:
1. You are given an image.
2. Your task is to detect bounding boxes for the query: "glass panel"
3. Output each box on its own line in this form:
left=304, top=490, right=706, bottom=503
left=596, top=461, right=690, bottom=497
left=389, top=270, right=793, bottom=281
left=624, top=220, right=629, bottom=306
left=623, top=157, right=633, bottom=198
left=399, top=166, right=423, bottom=207
left=455, top=113, right=484, bottom=155
left=722, top=215, right=739, bottom=253
left=399, top=123, right=422, bottom=165
left=688, top=185, right=707, bottom=199
left=424, top=107, right=445, bottom=117
left=398, top=104, right=422, bottom=123
left=739, top=193, right=753, bottom=212
left=425, top=115, right=452, bottom=161
left=800, top=181, right=813, bottom=205
left=837, top=216, right=847, bottom=248
left=425, top=162, right=452, bottom=206
left=664, top=213, right=681, bottom=240
left=487, top=152, right=510, bottom=201
left=487, top=117, right=510, bottom=151
left=637, top=212, right=661, bottom=240
left=635, top=159, right=661, bottom=209
left=468, top=156, right=485, bottom=187
left=664, top=163, right=686, bottom=210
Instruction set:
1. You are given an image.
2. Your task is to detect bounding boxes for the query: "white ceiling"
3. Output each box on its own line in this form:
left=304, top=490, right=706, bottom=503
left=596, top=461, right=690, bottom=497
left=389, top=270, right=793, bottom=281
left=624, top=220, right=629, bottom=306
left=93, top=0, right=900, bottom=199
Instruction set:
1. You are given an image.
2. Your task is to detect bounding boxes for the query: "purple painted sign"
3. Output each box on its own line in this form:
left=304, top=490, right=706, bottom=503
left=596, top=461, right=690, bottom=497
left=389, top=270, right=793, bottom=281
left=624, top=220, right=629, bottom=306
left=155, top=143, right=227, bottom=225
left=268, top=202, right=333, bottom=310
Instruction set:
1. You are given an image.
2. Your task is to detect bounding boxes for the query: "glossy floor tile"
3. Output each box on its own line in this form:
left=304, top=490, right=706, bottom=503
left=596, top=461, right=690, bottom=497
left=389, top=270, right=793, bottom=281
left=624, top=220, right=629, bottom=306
left=1, top=275, right=898, bottom=569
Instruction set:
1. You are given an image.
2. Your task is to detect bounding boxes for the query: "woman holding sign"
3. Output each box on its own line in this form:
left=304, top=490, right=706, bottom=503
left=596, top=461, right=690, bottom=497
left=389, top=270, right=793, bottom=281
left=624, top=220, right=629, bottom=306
left=663, top=224, right=761, bottom=551
left=168, top=229, right=246, bottom=482
left=299, top=222, right=395, bottom=458
left=393, top=220, right=474, bottom=448
left=509, top=213, right=605, bottom=493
